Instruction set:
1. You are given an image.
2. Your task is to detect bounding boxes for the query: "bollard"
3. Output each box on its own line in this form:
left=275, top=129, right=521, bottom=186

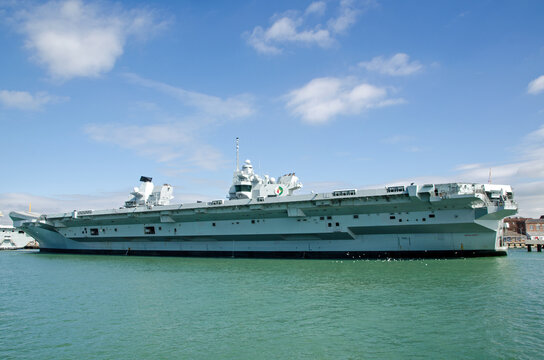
left=527, top=244, right=532, bottom=252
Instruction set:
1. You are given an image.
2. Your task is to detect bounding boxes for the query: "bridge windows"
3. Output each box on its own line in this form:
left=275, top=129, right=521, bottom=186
left=234, top=185, right=252, bottom=192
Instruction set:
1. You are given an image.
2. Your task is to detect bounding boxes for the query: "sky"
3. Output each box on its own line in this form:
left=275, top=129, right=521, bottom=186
left=1, top=0, right=544, bottom=225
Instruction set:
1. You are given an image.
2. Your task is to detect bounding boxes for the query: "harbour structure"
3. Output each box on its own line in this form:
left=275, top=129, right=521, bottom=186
left=10, top=144, right=518, bottom=259
left=525, top=218, right=544, bottom=252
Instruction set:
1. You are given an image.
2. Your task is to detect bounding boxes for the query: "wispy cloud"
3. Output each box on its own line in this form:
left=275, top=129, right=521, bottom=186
left=124, top=73, right=254, bottom=119
left=285, top=76, right=404, bottom=123
left=454, top=163, right=483, bottom=171
left=382, top=135, right=413, bottom=144
left=382, top=135, right=422, bottom=152
left=85, top=73, right=255, bottom=172
left=0, top=89, right=67, bottom=110
left=327, top=0, right=360, bottom=33
left=85, top=122, right=228, bottom=171
left=245, top=0, right=363, bottom=55
left=13, top=0, right=167, bottom=80
left=359, top=53, right=423, bottom=76
left=305, top=1, right=327, bottom=16
left=453, top=125, right=544, bottom=217
left=528, top=75, right=544, bottom=95
left=373, top=125, right=544, bottom=217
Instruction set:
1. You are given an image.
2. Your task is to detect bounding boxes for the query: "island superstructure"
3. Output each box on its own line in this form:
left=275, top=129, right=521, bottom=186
left=10, top=142, right=517, bottom=258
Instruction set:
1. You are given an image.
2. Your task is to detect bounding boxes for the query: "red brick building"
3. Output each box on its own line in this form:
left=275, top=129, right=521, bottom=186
left=503, top=217, right=544, bottom=243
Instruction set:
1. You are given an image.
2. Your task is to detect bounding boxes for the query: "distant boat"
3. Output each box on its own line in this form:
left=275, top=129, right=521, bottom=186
left=0, top=225, right=36, bottom=249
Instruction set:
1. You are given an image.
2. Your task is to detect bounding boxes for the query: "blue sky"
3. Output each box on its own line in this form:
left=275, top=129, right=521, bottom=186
left=1, top=0, right=544, bottom=224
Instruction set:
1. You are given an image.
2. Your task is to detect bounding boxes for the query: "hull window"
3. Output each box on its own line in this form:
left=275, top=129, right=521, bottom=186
left=144, top=226, right=156, bottom=235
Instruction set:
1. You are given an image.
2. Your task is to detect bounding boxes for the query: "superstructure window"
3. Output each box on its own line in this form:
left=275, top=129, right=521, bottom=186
left=234, top=185, right=252, bottom=192
left=144, top=226, right=155, bottom=234
left=429, top=214, right=435, bottom=218
left=90, top=228, right=99, bottom=236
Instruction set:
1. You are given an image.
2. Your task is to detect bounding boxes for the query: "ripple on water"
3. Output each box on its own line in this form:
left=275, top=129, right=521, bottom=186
left=0, top=250, right=543, bottom=359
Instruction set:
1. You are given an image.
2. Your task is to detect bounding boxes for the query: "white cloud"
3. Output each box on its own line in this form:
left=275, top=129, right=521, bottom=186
left=85, top=74, right=254, bottom=172
left=286, top=77, right=404, bottom=123
left=124, top=73, right=254, bottom=119
left=359, top=53, right=423, bottom=76
left=246, top=0, right=362, bottom=54
left=382, top=135, right=423, bottom=153
left=85, top=122, right=229, bottom=171
left=528, top=75, right=544, bottom=95
left=84, top=121, right=227, bottom=170
left=327, top=0, right=360, bottom=33
left=305, top=1, right=327, bottom=16
left=16, top=0, right=166, bottom=80
left=382, top=135, right=413, bottom=144
left=373, top=125, right=544, bottom=217
left=455, top=163, right=483, bottom=171
left=452, top=124, right=544, bottom=217
left=0, top=90, right=67, bottom=110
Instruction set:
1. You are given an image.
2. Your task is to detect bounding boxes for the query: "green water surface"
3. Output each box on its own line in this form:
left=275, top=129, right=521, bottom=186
left=1, top=250, right=542, bottom=359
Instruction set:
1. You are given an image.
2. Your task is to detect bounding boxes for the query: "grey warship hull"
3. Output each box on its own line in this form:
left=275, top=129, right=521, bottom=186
left=14, top=182, right=517, bottom=259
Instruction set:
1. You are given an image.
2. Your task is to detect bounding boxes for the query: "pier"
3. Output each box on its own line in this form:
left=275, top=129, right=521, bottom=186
left=504, top=216, right=544, bottom=252
left=525, top=239, right=543, bottom=252
left=508, top=240, right=543, bottom=252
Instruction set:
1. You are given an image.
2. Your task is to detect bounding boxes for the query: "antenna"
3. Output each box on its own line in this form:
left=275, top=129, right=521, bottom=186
left=236, top=137, right=239, bottom=171
left=488, top=168, right=492, bottom=184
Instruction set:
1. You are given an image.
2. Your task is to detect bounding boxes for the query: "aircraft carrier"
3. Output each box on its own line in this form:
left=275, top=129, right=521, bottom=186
left=10, top=142, right=517, bottom=259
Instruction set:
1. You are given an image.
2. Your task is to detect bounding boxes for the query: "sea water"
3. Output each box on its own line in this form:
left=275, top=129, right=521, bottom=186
left=1, top=250, right=542, bottom=359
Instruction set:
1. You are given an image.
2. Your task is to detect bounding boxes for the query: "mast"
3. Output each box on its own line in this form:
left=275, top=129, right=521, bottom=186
left=236, top=137, right=239, bottom=171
